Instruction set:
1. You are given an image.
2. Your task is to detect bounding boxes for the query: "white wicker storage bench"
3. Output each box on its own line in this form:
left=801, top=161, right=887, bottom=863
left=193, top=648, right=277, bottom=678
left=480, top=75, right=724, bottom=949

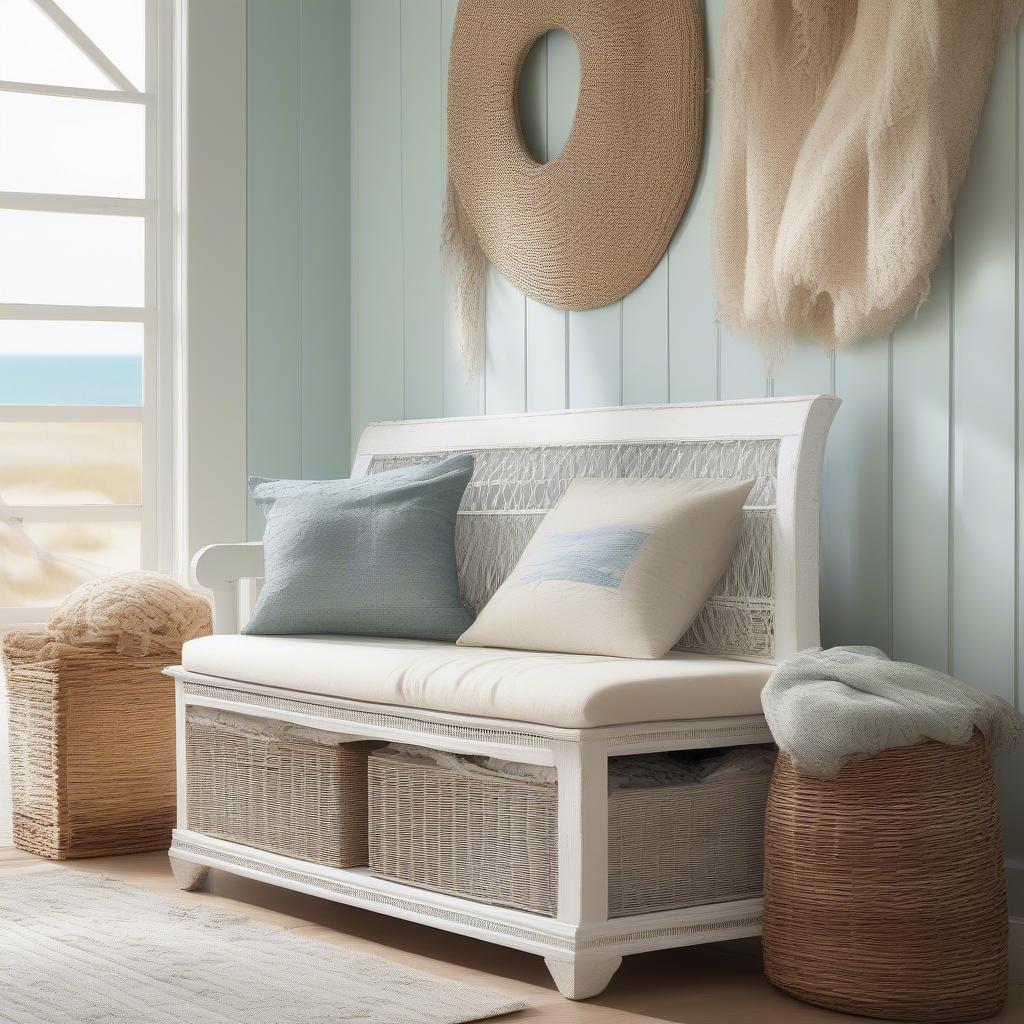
left=166, top=396, right=839, bottom=1000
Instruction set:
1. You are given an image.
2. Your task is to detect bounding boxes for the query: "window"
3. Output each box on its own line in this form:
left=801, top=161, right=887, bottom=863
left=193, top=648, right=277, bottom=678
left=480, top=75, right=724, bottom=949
left=0, top=0, right=174, bottom=626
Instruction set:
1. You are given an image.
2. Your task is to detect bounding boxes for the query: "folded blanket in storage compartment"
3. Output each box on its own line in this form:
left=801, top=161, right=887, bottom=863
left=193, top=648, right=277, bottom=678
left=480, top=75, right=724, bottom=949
left=187, top=707, right=380, bottom=750
left=375, top=744, right=776, bottom=791
left=761, top=646, right=1024, bottom=778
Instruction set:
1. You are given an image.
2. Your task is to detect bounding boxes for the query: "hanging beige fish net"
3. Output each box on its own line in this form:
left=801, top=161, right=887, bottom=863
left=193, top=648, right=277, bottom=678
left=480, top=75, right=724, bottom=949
left=713, top=0, right=1024, bottom=363
left=443, top=0, right=705, bottom=379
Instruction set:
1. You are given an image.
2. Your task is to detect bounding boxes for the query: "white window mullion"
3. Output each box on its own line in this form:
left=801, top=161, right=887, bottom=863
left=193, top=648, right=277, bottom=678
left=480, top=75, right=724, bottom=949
left=4, top=505, right=144, bottom=524
left=0, top=304, right=145, bottom=322
left=0, top=608, right=57, bottom=628
left=0, top=193, right=148, bottom=216
left=0, top=79, right=147, bottom=105
left=141, top=0, right=159, bottom=571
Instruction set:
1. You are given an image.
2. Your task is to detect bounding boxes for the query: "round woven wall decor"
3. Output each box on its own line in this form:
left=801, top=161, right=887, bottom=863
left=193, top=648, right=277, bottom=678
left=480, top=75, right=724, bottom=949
left=446, top=0, right=704, bottom=314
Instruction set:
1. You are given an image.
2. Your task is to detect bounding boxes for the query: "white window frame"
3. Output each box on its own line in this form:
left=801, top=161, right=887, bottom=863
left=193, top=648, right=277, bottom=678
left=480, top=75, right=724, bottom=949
left=0, top=0, right=186, bottom=628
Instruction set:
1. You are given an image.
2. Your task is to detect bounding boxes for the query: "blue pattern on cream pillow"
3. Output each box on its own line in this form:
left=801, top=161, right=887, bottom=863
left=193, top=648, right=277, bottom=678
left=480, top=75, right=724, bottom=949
left=519, top=526, right=650, bottom=589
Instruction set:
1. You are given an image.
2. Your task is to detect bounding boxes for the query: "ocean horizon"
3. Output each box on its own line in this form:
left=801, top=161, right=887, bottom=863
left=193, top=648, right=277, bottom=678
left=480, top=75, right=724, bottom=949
left=0, top=355, right=142, bottom=406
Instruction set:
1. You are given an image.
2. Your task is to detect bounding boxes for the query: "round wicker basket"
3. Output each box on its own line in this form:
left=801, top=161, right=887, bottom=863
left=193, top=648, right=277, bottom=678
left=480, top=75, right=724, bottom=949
left=763, top=732, right=1007, bottom=1022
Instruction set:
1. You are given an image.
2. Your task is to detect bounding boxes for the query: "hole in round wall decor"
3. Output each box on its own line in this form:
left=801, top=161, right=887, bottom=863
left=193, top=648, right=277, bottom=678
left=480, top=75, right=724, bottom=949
left=516, top=29, right=581, bottom=164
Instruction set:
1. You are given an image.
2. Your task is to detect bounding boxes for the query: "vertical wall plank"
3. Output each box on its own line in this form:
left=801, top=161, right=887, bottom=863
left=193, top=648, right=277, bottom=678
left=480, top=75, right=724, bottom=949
left=622, top=257, right=670, bottom=404
left=820, top=337, right=892, bottom=651
left=569, top=305, right=621, bottom=408
left=890, top=247, right=951, bottom=670
left=299, top=0, right=351, bottom=478
left=441, top=0, right=482, bottom=417
left=247, top=0, right=300, bottom=536
left=718, top=329, right=769, bottom=399
left=770, top=342, right=832, bottom=397
left=951, top=44, right=1018, bottom=702
left=668, top=0, right=720, bottom=403
left=400, top=0, right=444, bottom=420
left=353, top=0, right=404, bottom=437
left=526, top=299, right=568, bottom=410
left=484, top=268, right=526, bottom=413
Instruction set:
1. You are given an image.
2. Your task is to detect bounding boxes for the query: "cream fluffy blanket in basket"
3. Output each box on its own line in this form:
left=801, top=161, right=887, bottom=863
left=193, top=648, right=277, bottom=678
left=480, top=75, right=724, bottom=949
left=761, top=646, right=1024, bottom=778
left=46, top=571, right=211, bottom=657
left=714, top=0, right=1022, bottom=360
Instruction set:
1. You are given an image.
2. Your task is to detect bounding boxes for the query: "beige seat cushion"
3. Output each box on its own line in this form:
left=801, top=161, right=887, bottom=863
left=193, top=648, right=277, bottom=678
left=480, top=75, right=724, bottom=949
left=181, top=634, right=771, bottom=730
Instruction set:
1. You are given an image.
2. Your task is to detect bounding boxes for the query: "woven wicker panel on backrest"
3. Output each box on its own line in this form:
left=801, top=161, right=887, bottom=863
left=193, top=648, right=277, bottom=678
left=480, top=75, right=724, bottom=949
left=367, top=439, right=779, bottom=659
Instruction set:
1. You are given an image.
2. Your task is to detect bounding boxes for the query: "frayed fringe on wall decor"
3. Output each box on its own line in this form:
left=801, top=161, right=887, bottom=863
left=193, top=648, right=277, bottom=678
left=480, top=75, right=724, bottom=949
left=713, top=0, right=1023, bottom=367
left=441, top=176, right=487, bottom=383
left=442, top=0, right=704, bottom=379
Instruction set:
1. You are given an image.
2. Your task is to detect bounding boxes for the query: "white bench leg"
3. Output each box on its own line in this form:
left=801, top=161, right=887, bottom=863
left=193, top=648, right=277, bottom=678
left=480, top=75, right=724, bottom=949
left=544, top=955, right=622, bottom=1000
left=169, top=855, right=210, bottom=892
left=549, top=739, right=615, bottom=999
left=553, top=739, right=609, bottom=925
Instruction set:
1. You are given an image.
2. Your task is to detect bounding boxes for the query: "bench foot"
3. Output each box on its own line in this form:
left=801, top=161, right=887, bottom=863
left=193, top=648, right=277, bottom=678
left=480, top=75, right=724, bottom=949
left=544, top=954, right=622, bottom=1000
left=169, top=855, right=210, bottom=892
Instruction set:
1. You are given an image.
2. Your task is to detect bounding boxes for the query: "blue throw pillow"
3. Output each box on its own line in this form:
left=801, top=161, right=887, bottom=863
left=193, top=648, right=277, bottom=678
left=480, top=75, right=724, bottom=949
left=244, top=454, right=475, bottom=640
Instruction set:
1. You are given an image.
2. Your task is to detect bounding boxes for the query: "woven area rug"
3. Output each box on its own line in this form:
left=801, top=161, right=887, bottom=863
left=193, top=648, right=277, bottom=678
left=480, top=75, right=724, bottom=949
left=2, top=866, right=526, bottom=1024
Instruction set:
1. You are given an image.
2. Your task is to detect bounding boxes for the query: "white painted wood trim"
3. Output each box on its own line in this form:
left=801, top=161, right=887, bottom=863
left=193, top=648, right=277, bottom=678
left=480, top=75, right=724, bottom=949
left=0, top=607, right=51, bottom=627
left=355, top=395, right=839, bottom=452
left=174, top=681, right=188, bottom=826
left=5, top=505, right=143, bottom=523
left=191, top=542, right=263, bottom=632
left=554, top=739, right=609, bottom=925
left=544, top=955, right=622, bottom=1000
left=0, top=79, right=148, bottom=103
left=167, top=829, right=763, bottom=960
left=181, top=0, right=247, bottom=567
left=0, top=192, right=149, bottom=216
left=0, top=303, right=145, bottom=322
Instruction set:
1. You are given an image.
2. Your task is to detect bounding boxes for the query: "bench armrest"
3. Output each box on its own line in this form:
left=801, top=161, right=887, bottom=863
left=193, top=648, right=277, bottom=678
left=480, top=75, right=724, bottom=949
left=191, top=542, right=265, bottom=634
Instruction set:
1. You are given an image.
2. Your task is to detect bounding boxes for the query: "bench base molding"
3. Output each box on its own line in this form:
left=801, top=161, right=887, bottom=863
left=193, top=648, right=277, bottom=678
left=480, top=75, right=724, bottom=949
left=169, top=830, right=763, bottom=997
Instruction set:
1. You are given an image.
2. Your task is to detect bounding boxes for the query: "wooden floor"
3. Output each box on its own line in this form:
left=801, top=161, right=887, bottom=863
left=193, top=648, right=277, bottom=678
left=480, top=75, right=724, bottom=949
left=2, top=846, right=1021, bottom=1024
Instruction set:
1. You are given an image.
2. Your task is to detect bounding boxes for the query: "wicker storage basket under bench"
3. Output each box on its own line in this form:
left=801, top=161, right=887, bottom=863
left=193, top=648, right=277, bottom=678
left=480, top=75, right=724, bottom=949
left=185, top=707, right=375, bottom=868
left=368, top=745, right=775, bottom=918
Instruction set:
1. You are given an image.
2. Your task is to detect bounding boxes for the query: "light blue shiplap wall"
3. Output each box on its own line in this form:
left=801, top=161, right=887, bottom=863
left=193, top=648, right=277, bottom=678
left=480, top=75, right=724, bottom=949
left=349, top=0, right=1024, bottom=890
left=247, top=0, right=351, bottom=537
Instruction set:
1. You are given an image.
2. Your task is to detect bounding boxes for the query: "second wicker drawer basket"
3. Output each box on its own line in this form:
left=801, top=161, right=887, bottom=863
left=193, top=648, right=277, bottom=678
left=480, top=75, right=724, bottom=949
left=368, top=745, right=775, bottom=917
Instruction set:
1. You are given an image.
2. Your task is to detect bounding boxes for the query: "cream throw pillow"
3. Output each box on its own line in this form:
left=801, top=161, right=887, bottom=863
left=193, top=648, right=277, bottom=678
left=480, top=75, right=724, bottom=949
left=457, top=476, right=755, bottom=659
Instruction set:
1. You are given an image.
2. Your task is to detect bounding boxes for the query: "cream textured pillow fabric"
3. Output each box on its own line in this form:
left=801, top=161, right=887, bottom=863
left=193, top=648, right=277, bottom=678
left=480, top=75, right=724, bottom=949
left=457, top=476, right=754, bottom=659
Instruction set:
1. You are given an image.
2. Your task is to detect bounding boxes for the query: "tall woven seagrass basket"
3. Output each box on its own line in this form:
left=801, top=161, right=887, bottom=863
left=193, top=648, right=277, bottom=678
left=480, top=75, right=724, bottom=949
left=763, top=732, right=1007, bottom=1022
left=3, top=630, right=189, bottom=859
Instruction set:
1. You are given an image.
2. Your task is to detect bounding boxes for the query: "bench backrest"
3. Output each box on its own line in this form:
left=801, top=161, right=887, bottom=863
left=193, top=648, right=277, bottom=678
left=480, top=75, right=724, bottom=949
left=353, top=397, right=839, bottom=663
